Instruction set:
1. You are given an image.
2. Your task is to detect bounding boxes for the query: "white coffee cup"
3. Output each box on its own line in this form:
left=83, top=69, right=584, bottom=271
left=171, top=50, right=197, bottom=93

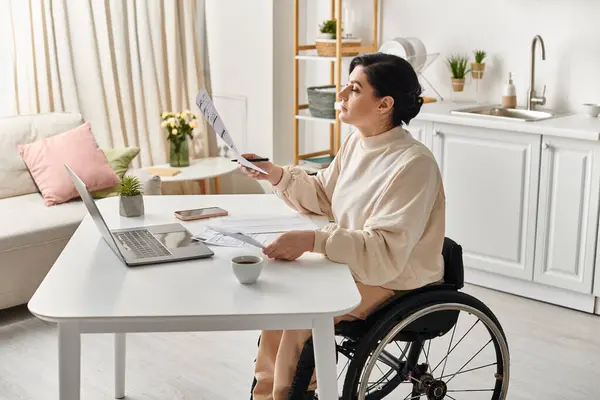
left=231, top=255, right=264, bottom=284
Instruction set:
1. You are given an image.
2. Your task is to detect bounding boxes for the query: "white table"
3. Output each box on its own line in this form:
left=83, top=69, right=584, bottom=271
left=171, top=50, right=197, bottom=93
left=27, top=194, right=361, bottom=400
left=140, top=156, right=238, bottom=194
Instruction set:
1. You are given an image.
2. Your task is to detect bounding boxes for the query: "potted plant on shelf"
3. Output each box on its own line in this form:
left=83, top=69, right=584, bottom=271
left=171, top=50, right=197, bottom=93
left=472, top=49, right=487, bottom=79
left=447, top=54, right=470, bottom=92
left=117, top=176, right=144, bottom=218
left=315, top=19, right=361, bottom=57
left=160, top=110, right=199, bottom=167
left=318, top=19, right=337, bottom=39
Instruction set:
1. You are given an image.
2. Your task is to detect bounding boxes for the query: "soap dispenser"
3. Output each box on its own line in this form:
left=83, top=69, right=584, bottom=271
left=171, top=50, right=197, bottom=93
left=502, top=72, right=517, bottom=108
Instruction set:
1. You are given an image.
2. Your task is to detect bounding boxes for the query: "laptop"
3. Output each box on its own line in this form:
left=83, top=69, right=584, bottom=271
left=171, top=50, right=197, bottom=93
left=65, top=165, right=214, bottom=266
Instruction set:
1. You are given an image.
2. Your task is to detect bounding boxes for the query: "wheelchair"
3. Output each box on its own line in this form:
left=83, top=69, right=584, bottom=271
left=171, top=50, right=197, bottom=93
left=251, top=237, right=510, bottom=400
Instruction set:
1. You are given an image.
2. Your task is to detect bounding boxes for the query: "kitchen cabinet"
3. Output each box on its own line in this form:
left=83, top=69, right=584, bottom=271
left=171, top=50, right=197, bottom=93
left=431, top=123, right=541, bottom=281
left=405, top=120, right=433, bottom=151
left=534, top=137, right=600, bottom=294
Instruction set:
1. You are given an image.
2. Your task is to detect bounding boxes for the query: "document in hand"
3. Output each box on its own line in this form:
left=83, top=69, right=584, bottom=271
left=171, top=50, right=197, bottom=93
left=207, top=214, right=319, bottom=234
left=195, top=88, right=268, bottom=175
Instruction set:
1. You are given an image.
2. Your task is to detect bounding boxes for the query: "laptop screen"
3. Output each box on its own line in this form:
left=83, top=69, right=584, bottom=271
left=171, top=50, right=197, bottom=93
left=64, top=165, right=125, bottom=261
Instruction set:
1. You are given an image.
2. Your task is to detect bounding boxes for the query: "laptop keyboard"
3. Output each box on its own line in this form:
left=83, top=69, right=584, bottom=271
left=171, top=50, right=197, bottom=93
left=114, top=229, right=171, bottom=258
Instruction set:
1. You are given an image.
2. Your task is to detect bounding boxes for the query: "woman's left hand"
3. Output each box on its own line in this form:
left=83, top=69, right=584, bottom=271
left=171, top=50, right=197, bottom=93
left=263, top=231, right=315, bottom=261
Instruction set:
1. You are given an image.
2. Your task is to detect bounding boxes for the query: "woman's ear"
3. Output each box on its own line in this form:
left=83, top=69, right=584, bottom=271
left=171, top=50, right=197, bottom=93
left=378, top=96, right=394, bottom=114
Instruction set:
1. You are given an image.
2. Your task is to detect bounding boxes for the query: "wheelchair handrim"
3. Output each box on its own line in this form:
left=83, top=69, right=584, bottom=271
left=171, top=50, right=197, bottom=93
left=357, top=302, right=510, bottom=400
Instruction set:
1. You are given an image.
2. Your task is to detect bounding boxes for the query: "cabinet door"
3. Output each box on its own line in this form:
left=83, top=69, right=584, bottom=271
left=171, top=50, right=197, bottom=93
left=432, top=123, right=541, bottom=280
left=405, top=121, right=432, bottom=150
left=535, top=137, right=600, bottom=294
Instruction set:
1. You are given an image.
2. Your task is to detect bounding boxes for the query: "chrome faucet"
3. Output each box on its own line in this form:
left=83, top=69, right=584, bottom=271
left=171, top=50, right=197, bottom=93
left=527, top=35, right=547, bottom=110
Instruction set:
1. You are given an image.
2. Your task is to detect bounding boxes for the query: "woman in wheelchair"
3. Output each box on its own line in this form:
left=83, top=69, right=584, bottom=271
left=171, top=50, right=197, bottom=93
left=240, top=53, right=509, bottom=400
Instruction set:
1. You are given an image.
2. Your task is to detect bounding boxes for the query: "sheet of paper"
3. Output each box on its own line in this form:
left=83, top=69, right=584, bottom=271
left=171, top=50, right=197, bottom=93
left=195, top=88, right=268, bottom=175
left=193, top=228, right=276, bottom=249
left=208, top=214, right=319, bottom=234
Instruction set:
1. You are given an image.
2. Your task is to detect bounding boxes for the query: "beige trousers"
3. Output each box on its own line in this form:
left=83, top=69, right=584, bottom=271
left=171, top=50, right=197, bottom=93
left=252, top=281, right=398, bottom=400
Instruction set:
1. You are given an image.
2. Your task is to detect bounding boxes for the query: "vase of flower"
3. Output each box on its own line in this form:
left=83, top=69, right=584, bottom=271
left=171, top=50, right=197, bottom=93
left=169, top=138, right=190, bottom=167
left=160, top=110, right=199, bottom=167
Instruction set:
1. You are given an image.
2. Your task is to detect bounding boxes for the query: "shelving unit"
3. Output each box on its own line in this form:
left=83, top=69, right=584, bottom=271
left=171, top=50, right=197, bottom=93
left=292, top=0, right=380, bottom=166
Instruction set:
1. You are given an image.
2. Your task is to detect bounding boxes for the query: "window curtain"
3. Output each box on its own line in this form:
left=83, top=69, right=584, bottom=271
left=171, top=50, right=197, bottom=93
left=1, top=0, right=218, bottom=182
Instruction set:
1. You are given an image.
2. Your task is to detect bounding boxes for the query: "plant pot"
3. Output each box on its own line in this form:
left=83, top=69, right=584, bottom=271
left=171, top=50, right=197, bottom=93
left=169, top=139, right=190, bottom=167
left=119, top=195, right=144, bottom=217
left=471, top=62, right=486, bottom=79
left=318, top=33, right=335, bottom=40
left=451, top=78, right=466, bottom=92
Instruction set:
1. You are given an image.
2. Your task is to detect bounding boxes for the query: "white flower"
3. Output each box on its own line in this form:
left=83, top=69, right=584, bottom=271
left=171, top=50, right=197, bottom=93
left=160, top=121, right=167, bottom=128
left=190, top=120, right=198, bottom=128
left=172, top=129, right=178, bottom=134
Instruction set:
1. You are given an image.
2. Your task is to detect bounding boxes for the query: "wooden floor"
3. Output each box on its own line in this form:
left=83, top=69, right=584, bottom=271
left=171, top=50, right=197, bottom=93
left=1, top=284, right=600, bottom=399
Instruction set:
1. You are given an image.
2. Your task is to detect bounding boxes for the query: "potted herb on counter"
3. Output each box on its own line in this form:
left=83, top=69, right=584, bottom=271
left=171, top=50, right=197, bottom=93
left=117, top=176, right=144, bottom=217
left=472, top=49, right=487, bottom=79
left=447, top=54, right=469, bottom=92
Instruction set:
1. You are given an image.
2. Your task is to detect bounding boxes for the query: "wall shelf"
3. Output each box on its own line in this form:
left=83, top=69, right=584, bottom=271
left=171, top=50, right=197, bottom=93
left=295, top=109, right=336, bottom=124
left=292, top=0, right=380, bottom=164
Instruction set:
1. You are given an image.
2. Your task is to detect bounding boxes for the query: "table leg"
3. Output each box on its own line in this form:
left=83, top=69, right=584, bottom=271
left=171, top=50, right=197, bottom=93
left=202, top=179, right=210, bottom=194
left=214, top=176, right=221, bottom=194
left=114, top=333, right=126, bottom=399
left=58, top=322, right=81, bottom=400
left=312, top=317, right=338, bottom=400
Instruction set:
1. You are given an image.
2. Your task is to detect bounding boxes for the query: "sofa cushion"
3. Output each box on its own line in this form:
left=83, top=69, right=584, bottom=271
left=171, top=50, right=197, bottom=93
left=18, top=121, right=120, bottom=206
left=92, top=147, right=141, bottom=199
left=0, top=112, right=84, bottom=199
left=0, top=193, right=87, bottom=252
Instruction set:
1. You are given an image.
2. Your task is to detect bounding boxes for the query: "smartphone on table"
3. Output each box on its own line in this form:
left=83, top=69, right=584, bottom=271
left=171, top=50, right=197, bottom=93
left=174, top=207, right=228, bottom=221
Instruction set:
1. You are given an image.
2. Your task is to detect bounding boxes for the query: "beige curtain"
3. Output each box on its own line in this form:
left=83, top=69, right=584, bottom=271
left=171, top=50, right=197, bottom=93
left=3, top=0, right=217, bottom=194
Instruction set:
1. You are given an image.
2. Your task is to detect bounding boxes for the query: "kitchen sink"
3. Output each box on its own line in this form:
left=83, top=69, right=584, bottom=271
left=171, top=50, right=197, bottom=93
left=451, top=105, right=556, bottom=122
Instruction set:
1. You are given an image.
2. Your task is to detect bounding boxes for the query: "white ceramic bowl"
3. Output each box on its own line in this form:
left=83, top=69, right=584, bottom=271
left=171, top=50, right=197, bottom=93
left=583, top=103, right=600, bottom=117
left=231, top=255, right=264, bottom=284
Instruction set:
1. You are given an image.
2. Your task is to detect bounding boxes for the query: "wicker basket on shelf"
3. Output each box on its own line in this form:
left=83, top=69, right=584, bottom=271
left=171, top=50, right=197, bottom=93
left=315, top=38, right=361, bottom=57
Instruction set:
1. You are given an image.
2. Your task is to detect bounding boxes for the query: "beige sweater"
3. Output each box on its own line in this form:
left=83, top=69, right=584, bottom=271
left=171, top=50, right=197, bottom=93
left=272, top=126, right=446, bottom=291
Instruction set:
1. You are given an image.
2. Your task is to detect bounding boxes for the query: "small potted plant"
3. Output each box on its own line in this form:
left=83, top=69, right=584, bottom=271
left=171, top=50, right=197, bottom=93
left=472, top=49, right=487, bottom=79
left=447, top=54, right=470, bottom=92
left=117, top=176, right=144, bottom=218
left=315, top=19, right=360, bottom=57
left=160, top=110, right=199, bottom=167
left=318, top=19, right=337, bottom=39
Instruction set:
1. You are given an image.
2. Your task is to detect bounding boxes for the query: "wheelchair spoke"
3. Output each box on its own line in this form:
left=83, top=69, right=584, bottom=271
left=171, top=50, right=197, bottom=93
left=430, top=318, right=481, bottom=375
left=420, top=338, right=431, bottom=372
left=337, top=359, right=350, bottom=380
left=438, top=362, right=497, bottom=380
left=445, top=395, right=458, bottom=400
left=445, top=338, right=492, bottom=385
left=447, top=388, right=494, bottom=393
left=403, top=392, right=426, bottom=400
left=441, top=314, right=458, bottom=379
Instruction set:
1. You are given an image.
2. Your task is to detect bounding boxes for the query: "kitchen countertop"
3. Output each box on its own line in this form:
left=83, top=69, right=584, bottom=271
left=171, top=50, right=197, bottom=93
left=414, top=101, right=600, bottom=141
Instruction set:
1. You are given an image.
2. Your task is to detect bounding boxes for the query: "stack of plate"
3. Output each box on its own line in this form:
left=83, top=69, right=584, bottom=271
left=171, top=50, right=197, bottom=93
left=378, top=37, right=428, bottom=72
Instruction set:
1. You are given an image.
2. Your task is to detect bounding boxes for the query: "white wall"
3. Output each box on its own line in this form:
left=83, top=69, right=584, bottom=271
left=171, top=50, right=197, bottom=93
left=205, top=0, right=276, bottom=193
left=380, top=0, right=600, bottom=113
left=205, top=0, right=274, bottom=159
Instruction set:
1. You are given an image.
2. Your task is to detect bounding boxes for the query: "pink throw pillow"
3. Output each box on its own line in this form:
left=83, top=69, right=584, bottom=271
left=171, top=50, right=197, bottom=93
left=18, top=121, right=119, bottom=206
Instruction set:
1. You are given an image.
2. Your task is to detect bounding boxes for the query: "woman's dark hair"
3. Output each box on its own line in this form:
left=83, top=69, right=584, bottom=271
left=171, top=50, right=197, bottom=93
left=349, top=52, right=423, bottom=127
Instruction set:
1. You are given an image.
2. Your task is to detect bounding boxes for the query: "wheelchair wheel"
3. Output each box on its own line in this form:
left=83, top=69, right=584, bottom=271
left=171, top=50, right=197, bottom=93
left=340, top=290, right=509, bottom=400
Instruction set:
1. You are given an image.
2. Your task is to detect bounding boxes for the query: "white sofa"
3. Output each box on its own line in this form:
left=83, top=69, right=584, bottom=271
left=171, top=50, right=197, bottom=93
left=0, top=112, right=153, bottom=310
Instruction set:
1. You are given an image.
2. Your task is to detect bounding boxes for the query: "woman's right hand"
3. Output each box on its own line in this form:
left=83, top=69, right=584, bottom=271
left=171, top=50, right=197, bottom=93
left=238, top=153, right=284, bottom=186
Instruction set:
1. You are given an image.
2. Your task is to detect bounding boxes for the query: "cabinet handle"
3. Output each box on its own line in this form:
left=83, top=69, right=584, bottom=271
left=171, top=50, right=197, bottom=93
left=542, top=142, right=550, bottom=150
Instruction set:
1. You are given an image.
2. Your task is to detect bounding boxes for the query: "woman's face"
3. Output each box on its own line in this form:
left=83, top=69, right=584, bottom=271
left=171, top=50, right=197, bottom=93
left=337, top=65, right=393, bottom=130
